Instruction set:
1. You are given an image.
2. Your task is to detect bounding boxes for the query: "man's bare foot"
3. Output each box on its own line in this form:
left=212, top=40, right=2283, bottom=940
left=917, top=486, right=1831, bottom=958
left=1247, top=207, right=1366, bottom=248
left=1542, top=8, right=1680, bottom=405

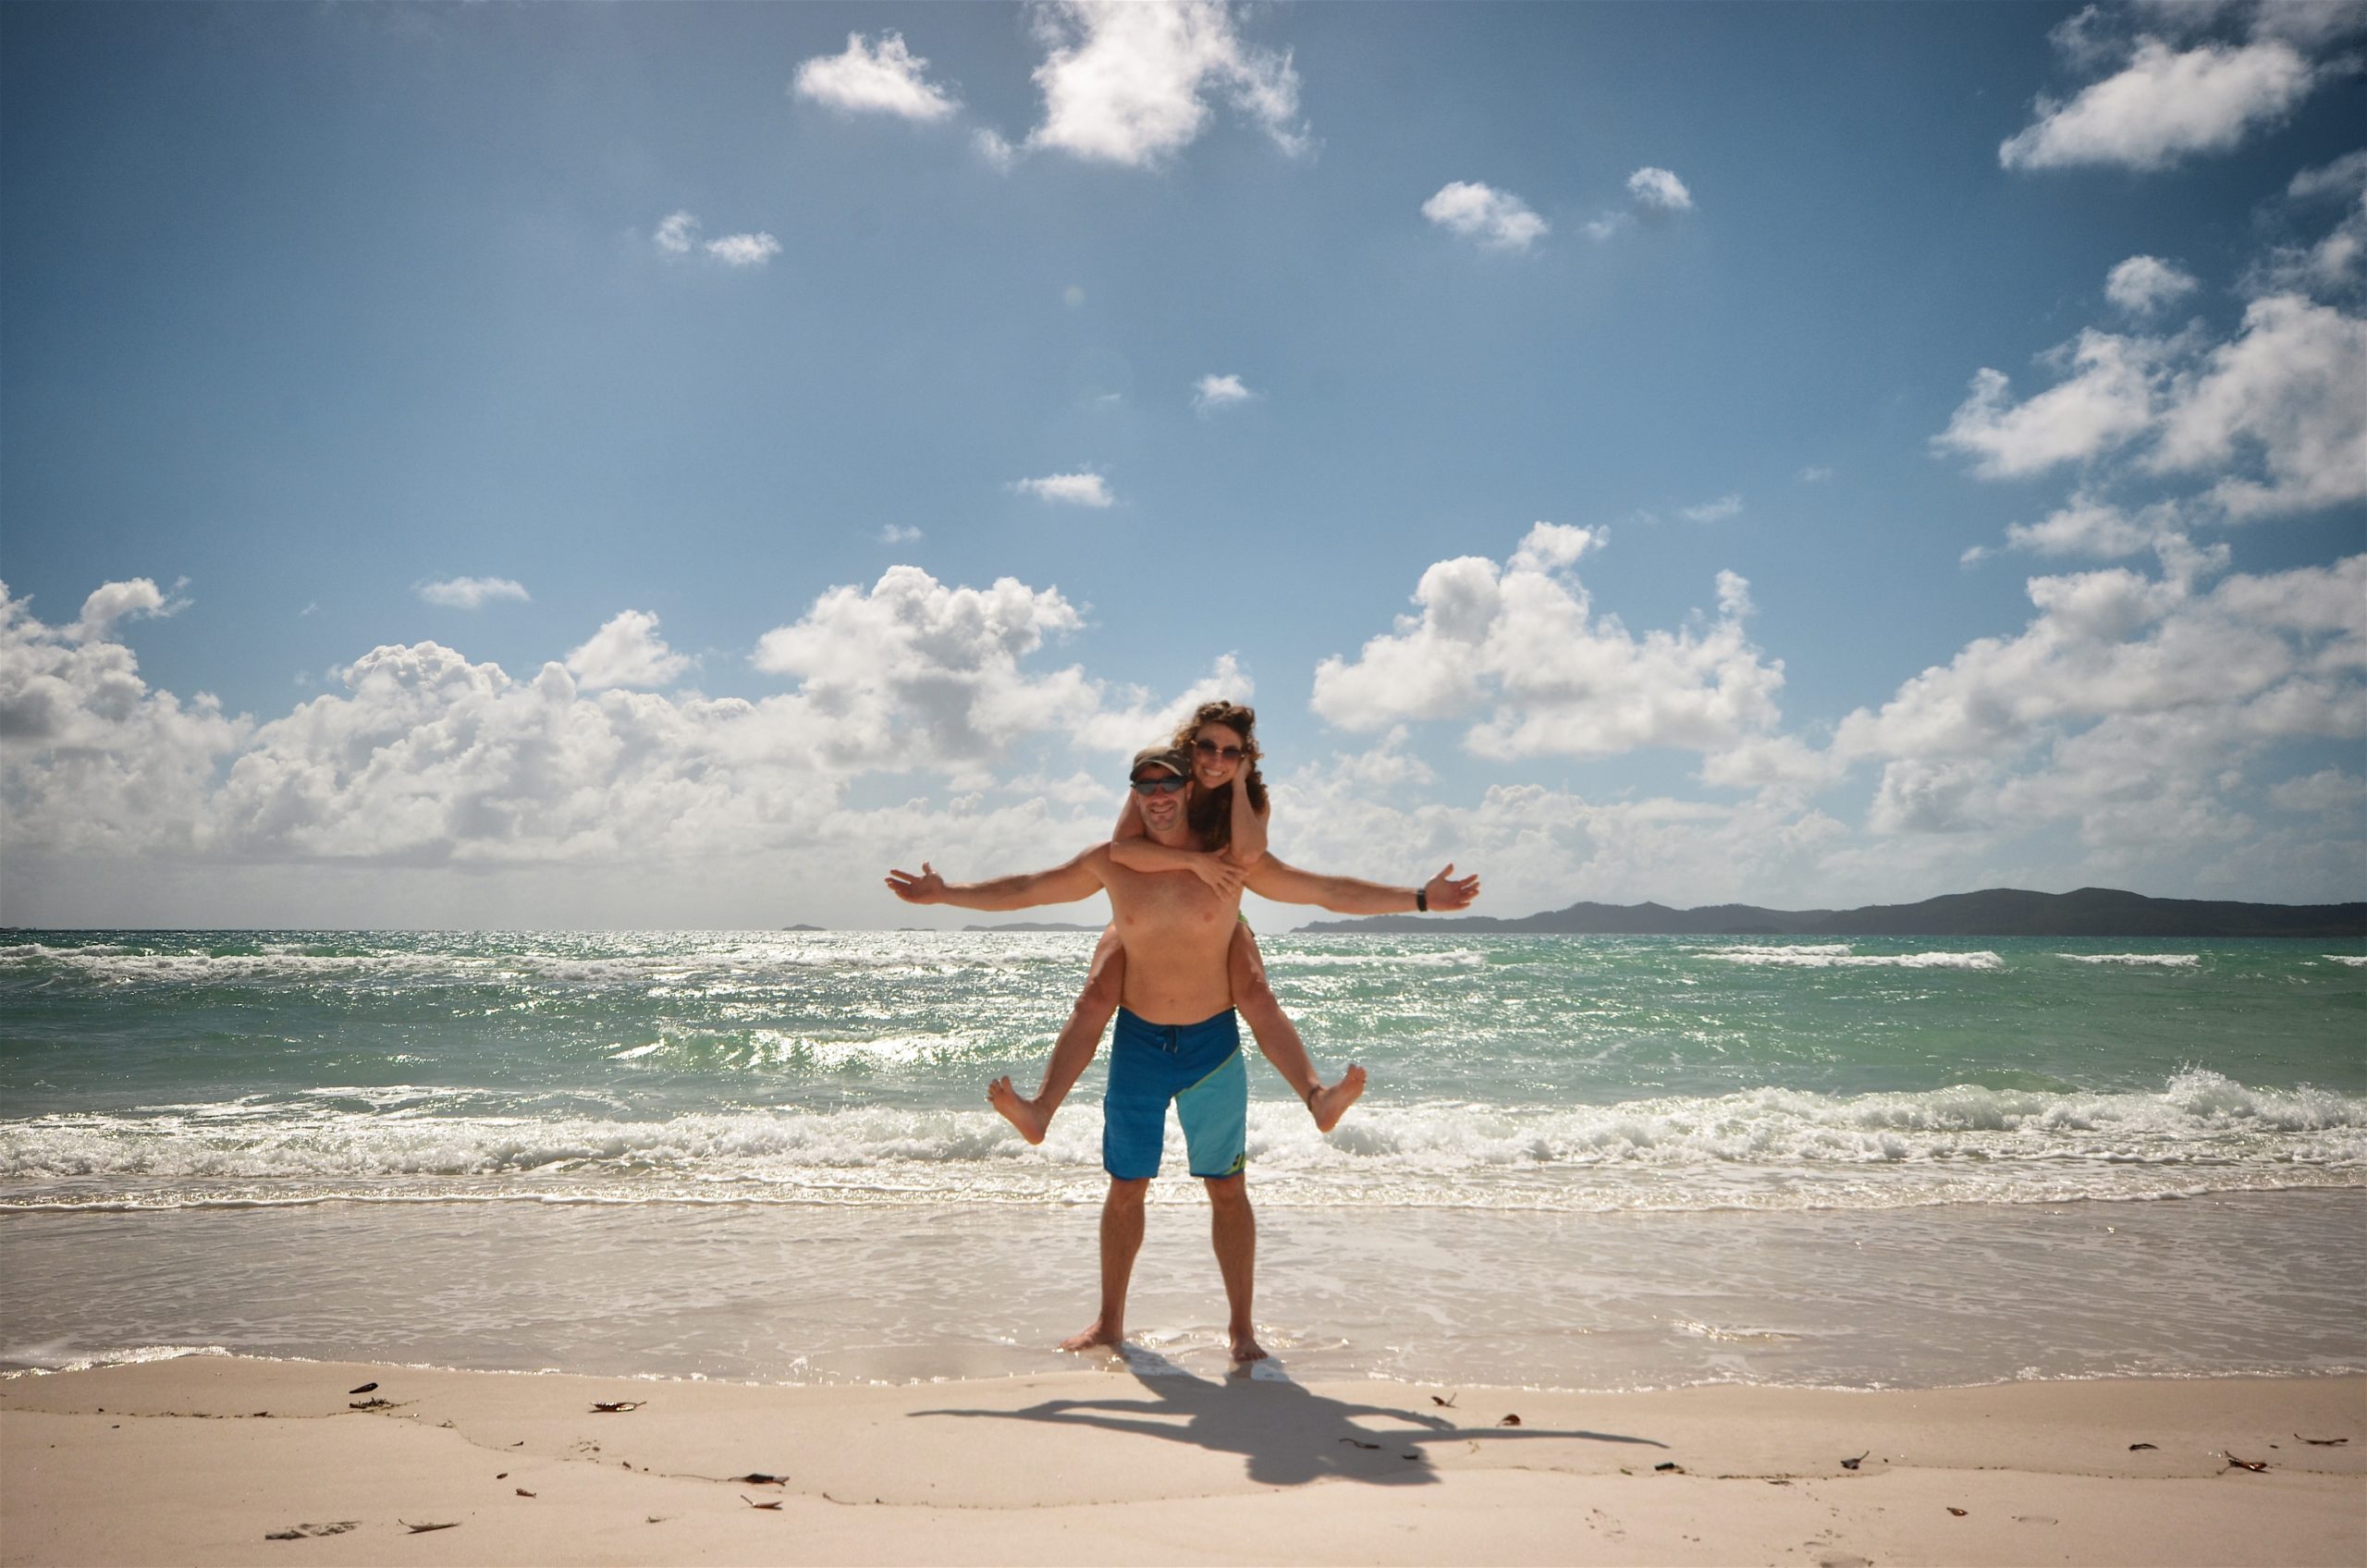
left=1060, top=1318, right=1123, bottom=1354
left=1229, top=1329, right=1269, bottom=1363
left=987, top=1076, right=1050, bottom=1145
left=1308, top=1064, right=1367, bottom=1133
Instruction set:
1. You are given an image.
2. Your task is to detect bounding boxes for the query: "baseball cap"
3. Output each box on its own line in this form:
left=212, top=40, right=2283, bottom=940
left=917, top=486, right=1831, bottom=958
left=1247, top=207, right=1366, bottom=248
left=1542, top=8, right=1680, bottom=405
left=1130, top=744, right=1189, bottom=780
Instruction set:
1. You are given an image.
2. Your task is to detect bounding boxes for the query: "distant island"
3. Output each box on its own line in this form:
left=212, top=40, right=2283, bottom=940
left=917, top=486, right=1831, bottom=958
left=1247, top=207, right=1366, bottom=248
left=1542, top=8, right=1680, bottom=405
left=1297, top=887, right=2367, bottom=939
left=963, top=921, right=1105, bottom=933
left=779, top=924, right=826, bottom=931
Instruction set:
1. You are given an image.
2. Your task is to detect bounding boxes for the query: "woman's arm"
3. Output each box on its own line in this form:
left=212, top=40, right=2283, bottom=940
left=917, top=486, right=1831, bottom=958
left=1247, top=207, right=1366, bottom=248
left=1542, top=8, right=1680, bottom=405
left=1110, top=789, right=1146, bottom=843
left=1109, top=835, right=1247, bottom=896
left=1225, top=776, right=1269, bottom=866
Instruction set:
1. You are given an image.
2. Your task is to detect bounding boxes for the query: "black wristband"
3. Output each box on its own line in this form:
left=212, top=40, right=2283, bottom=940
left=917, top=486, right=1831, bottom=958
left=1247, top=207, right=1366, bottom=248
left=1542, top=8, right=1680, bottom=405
left=1416, top=887, right=1428, bottom=913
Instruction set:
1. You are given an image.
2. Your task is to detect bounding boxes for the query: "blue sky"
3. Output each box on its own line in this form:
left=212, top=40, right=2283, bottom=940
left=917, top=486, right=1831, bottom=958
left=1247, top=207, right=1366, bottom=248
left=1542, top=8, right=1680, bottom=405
left=3, top=1, right=2361, bottom=929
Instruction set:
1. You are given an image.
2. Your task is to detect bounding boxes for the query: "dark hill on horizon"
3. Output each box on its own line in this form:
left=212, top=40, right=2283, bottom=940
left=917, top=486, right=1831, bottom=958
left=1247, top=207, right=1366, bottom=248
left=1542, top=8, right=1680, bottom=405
left=1296, top=886, right=2367, bottom=939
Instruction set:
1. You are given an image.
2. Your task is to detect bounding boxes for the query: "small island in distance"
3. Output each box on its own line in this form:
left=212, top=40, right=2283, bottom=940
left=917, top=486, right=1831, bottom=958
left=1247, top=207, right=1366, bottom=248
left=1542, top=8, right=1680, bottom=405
left=1297, top=886, right=2367, bottom=939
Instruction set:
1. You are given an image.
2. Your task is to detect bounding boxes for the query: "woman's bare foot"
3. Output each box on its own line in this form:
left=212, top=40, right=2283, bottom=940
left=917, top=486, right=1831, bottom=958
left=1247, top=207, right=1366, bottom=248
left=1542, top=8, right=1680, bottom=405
left=1230, top=1329, right=1269, bottom=1363
left=1307, top=1065, right=1367, bottom=1133
left=987, top=1076, right=1051, bottom=1145
left=1060, top=1317, right=1123, bottom=1353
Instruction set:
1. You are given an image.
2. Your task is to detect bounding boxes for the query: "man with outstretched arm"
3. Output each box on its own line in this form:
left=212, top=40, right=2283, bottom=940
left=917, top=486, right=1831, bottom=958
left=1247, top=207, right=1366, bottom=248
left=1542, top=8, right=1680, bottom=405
left=885, top=745, right=1479, bottom=1365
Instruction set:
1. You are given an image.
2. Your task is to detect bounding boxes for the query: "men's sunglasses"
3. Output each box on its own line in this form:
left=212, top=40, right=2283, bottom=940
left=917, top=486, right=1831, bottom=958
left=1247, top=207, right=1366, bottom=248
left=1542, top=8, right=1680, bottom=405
left=1194, top=740, right=1247, bottom=760
left=1129, top=775, right=1190, bottom=796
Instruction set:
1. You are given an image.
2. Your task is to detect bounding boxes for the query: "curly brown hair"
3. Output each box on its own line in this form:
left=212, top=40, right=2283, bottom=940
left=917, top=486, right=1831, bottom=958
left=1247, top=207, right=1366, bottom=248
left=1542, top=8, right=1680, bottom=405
left=1172, top=700, right=1269, bottom=851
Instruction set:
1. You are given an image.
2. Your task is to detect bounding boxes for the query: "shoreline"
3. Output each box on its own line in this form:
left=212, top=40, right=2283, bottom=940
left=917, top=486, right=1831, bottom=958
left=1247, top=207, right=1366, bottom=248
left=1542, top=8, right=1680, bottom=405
left=5, top=1358, right=2360, bottom=1566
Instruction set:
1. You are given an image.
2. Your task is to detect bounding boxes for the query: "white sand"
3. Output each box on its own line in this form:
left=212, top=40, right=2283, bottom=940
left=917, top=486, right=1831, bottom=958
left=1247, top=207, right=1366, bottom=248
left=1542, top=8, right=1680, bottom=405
left=4, top=1357, right=2360, bottom=1565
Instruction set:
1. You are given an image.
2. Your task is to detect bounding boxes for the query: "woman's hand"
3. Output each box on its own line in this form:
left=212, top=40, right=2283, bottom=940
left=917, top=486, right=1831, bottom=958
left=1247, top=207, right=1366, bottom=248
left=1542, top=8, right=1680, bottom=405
left=1187, top=853, right=1247, bottom=900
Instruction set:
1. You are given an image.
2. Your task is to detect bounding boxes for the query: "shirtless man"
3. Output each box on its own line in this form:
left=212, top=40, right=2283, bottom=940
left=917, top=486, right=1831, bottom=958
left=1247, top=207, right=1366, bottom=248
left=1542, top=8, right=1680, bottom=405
left=886, top=744, right=1479, bottom=1363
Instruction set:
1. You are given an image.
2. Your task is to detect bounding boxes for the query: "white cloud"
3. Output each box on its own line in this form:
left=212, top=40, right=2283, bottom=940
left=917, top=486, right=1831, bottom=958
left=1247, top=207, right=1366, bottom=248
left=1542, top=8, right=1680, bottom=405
left=1999, top=35, right=2317, bottom=171
left=1193, top=373, right=1257, bottom=411
left=2147, top=292, right=2367, bottom=517
left=2, top=564, right=1253, bottom=886
left=2268, top=766, right=2366, bottom=815
left=1625, top=166, right=1693, bottom=212
left=877, top=524, right=924, bottom=545
left=71, top=578, right=182, bottom=643
left=2003, top=495, right=2181, bottom=557
left=654, top=214, right=779, bottom=269
left=565, top=610, right=693, bottom=692
left=2104, top=254, right=2200, bottom=314
left=1422, top=181, right=1548, bottom=252
left=0, top=582, right=249, bottom=858
left=1011, top=472, right=1113, bottom=508
left=1831, top=552, right=2367, bottom=854
left=418, top=577, right=530, bottom=610
left=2288, top=149, right=2367, bottom=202
left=1022, top=0, right=1307, bottom=168
left=1310, top=523, right=1784, bottom=760
left=1933, top=329, right=2165, bottom=478
left=972, top=129, right=1019, bottom=173
left=1681, top=494, right=1743, bottom=523
left=792, top=31, right=959, bottom=121
left=1798, top=466, right=1834, bottom=484
left=704, top=232, right=781, bottom=268
left=1581, top=212, right=1632, bottom=242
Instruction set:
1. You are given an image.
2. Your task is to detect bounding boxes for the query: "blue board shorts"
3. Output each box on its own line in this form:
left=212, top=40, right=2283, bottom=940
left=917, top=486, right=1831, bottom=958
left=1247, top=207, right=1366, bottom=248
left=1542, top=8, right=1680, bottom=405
left=1103, top=1007, right=1247, bottom=1181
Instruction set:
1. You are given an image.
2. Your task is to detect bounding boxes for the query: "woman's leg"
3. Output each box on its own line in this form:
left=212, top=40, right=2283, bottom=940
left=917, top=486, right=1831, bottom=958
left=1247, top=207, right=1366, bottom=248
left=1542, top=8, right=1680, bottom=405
left=989, top=925, right=1126, bottom=1145
left=1229, top=925, right=1366, bottom=1133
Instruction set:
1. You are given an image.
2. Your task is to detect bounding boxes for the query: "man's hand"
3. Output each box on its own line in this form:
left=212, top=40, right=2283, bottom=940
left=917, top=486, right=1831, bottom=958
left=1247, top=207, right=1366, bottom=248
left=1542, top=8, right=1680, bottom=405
left=885, top=863, right=946, bottom=904
left=1185, top=853, right=1247, bottom=900
left=1423, top=864, right=1480, bottom=913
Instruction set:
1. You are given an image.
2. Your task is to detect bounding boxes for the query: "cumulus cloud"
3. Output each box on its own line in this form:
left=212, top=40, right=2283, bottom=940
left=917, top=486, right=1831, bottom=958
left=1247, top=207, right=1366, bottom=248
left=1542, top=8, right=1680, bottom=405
left=1310, top=523, right=1785, bottom=760
left=653, top=214, right=779, bottom=268
left=2288, top=149, right=2367, bottom=202
left=1681, top=494, right=1744, bottom=523
left=1193, top=373, right=1257, bottom=411
left=1999, top=35, right=2318, bottom=171
left=1625, top=166, right=1693, bottom=212
left=2002, top=495, right=2182, bottom=557
left=877, top=524, right=924, bottom=545
left=1011, top=472, right=1113, bottom=508
left=2, top=564, right=1257, bottom=888
left=972, top=129, right=1019, bottom=173
left=705, top=232, right=780, bottom=268
left=2268, top=766, right=2366, bottom=815
left=2147, top=292, right=2367, bottom=517
left=2105, top=254, right=2200, bottom=314
left=1933, top=330, right=2165, bottom=478
left=1020, top=0, right=1306, bottom=168
left=1833, top=552, right=2367, bottom=848
left=1, top=582, right=248, bottom=857
left=418, top=577, right=530, bottom=610
left=1422, top=181, right=1548, bottom=251
left=565, top=610, right=693, bottom=692
left=72, top=578, right=184, bottom=643
left=792, top=31, right=959, bottom=121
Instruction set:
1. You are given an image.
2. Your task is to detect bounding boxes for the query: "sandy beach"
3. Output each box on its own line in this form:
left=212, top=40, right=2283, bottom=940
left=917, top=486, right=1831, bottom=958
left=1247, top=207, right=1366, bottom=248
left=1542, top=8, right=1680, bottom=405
left=3, top=1356, right=2359, bottom=1566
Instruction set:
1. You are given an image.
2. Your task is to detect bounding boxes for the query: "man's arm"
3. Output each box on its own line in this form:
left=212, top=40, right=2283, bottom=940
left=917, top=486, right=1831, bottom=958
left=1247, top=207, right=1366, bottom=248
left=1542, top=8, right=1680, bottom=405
left=1244, top=856, right=1480, bottom=914
left=885, top=850, right=1106, bottom=911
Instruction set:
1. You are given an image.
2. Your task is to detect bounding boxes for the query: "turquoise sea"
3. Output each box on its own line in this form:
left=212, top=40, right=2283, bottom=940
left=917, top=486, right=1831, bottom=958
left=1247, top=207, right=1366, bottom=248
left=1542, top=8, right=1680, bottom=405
left=4, top=929, right=2362, bottom=1390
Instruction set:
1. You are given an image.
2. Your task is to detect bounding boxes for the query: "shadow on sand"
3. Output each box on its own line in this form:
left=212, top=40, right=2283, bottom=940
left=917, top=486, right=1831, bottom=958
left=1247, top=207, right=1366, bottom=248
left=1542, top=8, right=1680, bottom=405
left=914, top=1347, right=1665, bottom=1488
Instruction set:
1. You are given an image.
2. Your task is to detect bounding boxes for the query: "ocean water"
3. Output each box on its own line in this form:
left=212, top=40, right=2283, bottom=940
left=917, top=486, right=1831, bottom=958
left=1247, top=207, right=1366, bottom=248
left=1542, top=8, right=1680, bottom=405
left=3, top=929, right=2362, bottom=1390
